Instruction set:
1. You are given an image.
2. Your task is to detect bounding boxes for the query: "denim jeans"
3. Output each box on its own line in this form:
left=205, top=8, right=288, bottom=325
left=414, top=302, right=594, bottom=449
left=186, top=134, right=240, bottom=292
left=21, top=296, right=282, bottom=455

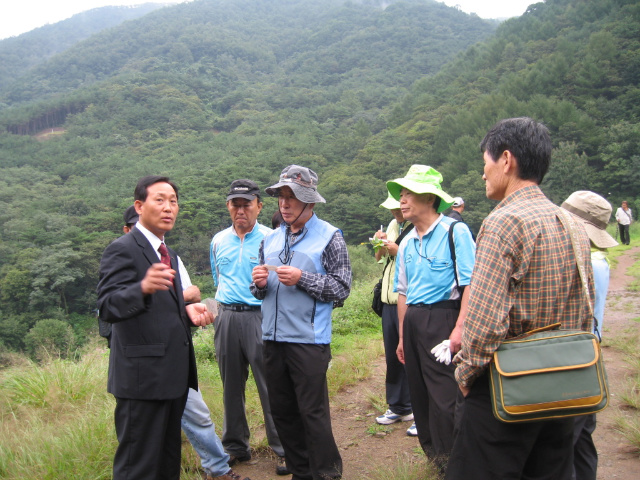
left=181, top=388, right=230, bottom=477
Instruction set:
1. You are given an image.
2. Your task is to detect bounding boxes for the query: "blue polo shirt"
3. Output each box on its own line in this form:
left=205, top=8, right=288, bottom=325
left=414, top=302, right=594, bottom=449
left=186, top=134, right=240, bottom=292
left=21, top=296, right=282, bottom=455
left=210, top=222, right=272, bottom=306
left=395, top=215, right=475, bottom=305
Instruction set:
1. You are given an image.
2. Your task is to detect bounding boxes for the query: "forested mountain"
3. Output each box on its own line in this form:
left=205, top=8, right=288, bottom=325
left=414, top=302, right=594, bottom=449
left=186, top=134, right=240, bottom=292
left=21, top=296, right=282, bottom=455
left=0, top=3, right=168, bottom=94
left=0, top=0, right=638, bottom=357
left=344, top=0, right=640, bottom=230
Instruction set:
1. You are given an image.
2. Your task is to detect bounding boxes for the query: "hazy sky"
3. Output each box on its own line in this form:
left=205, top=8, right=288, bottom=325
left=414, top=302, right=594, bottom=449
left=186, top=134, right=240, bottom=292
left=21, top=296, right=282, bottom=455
left=0, top=0, right=536, bottom=40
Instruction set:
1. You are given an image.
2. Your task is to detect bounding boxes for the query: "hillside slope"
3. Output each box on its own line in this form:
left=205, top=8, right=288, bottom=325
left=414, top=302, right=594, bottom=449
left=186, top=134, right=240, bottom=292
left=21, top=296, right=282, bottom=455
left=0, top=3, right=168, bottom=93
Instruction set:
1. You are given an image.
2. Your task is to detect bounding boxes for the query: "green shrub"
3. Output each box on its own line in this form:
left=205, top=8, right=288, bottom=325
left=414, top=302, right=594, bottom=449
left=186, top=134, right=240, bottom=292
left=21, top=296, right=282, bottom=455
left=192, top=326, right=216, bottom=363
left=333, top=279, right=381, bottom=336
left=347, top=244, right=383, bottom=283
left=24, top=319, right=77, bottom=361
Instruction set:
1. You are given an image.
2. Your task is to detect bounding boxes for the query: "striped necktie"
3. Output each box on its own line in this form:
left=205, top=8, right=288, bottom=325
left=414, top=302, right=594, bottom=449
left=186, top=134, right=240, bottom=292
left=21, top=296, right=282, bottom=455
left=158, top=243, right=171, bottom=267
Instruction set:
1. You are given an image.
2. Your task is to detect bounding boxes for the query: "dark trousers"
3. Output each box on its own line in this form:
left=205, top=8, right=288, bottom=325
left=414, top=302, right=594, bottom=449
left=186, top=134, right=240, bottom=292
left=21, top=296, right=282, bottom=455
left=573, top=414, right=597, bottom=480
left=446, top=374, right=574, bottom=480
left=618, top=223, right=630, bottom=245
left=263, top=341, right=342, bottom=480
left=403, top=305, right=459, bottom=462
left=381, top=303, right=412, bottom=415
left=113, top=391, right=188, bottom=480
left=214, top=309, right=283, bottom=457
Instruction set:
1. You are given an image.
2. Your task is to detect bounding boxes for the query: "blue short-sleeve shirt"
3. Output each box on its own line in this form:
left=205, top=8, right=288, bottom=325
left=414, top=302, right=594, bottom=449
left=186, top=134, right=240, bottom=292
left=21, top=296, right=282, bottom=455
left=395, top=215, right=475, bottom=305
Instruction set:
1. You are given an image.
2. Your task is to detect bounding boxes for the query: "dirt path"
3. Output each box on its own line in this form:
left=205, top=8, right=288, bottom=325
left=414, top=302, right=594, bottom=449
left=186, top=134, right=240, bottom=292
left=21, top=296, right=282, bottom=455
left=593, top=246, right=640, bottom=479
left=230, top=248, right=640, bottom=480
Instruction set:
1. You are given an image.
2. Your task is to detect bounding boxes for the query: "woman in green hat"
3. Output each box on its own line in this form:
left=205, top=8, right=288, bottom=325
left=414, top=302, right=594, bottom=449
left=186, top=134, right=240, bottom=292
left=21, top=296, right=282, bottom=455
left=388, top=165, right=476, bottom=467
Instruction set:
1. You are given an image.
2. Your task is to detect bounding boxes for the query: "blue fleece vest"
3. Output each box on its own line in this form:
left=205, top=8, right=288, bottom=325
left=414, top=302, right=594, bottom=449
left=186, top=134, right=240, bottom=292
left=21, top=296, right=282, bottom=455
left=262, top=214, right=337, bottom=344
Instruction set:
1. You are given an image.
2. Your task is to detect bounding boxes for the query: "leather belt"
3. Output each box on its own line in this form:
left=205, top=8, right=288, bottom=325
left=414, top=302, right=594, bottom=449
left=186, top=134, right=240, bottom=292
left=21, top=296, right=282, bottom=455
left=408, top=300, right=460, bottom=310
left=220, top=304, right=261, bottom=312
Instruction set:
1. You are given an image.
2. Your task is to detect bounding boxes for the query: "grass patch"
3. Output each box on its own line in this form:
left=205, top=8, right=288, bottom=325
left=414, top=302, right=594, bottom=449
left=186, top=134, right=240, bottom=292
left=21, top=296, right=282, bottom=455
left=366, top=389, right=387, bottom=415
left=619, top=376, right=640, bottom=410
left=366, top=423, right=393, bottom=436
left=613, top=413, right=640, bottom=455
left=367, top=453, right=442, bottom=480
left=0, top=341, right=115, bottom=480
left=608, top=320, right=640, bottom=454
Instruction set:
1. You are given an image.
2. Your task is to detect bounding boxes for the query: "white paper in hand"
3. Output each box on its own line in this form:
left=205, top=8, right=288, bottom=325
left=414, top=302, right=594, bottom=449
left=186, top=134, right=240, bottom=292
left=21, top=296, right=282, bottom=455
left=203, top=298, right=218, bottom=317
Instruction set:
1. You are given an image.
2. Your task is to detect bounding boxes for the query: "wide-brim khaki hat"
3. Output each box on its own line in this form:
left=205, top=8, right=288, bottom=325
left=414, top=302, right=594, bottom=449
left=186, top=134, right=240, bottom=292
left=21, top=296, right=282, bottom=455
left=265, top=165, right=326, bottom=204
left=386, top=165, right=453, bottom=214
left=561, top=191, right=618, bottom=249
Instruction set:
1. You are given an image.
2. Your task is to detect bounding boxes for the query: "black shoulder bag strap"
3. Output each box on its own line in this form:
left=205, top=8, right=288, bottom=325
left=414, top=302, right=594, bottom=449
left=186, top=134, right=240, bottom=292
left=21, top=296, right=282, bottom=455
left=395, top=222, right=415, bottom=246
left=448, top=221, right=462, bottom=294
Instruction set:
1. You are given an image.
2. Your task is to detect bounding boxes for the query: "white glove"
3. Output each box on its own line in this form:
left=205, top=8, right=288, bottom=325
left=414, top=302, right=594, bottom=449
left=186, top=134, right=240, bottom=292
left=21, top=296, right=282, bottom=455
left=430, top=340, right=452, bottom=365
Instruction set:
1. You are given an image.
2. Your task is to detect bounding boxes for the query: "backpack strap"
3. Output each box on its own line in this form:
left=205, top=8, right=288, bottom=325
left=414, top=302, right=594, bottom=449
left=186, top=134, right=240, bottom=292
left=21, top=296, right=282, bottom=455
left=395, top=222, right=415, bottom=246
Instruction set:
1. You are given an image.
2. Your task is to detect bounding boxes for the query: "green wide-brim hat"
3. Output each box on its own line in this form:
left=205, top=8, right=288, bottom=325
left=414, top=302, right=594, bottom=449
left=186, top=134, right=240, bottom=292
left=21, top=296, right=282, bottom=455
left=386, top=165, right=454, bottom=214
left=380, top=191, right=401, bottom=210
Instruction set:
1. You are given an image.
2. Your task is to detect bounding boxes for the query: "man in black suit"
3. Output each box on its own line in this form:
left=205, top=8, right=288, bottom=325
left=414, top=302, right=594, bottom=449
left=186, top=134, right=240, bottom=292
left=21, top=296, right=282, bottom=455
left=97, top=175, right=213, bottom=480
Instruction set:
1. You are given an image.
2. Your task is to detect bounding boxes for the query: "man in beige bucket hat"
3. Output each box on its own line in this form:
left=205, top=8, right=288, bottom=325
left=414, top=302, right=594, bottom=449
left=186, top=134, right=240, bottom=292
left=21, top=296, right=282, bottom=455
left=562, top=190, right=617, bottom=480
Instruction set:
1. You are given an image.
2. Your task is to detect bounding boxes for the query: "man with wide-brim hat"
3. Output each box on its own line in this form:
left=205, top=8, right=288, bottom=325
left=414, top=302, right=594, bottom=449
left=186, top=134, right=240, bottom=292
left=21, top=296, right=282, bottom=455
left=251, top=165, right=352, bottom=480
left=561, top=190, right=617, bottom=340
left=387, top=165, right=476, bottom=467
left=562, top=190, right=617, bottom=480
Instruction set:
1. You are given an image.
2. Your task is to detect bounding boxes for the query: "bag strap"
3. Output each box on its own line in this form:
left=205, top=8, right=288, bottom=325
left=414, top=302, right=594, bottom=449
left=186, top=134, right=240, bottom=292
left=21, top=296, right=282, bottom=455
left=523, top=322, right=561, bottom=336
left=395, top=222, right=415, bottom=246
left=448, top=221, right=461, bottom=292
left=557, top=209, right=597, bottom=336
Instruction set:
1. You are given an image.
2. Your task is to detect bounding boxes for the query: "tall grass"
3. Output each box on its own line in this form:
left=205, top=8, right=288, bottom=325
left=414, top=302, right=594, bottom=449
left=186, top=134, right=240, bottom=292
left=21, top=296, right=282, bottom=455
left=0, top=343, right=115, bottom=479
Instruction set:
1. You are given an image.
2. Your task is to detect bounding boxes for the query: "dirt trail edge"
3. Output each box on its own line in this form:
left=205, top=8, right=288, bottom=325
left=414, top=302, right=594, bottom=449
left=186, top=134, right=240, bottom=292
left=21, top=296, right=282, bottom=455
left=230, top=247, right=640, bottom=480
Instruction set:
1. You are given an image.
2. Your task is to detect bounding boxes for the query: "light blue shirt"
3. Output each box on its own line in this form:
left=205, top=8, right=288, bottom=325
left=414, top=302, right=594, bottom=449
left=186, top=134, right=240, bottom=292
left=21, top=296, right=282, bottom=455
left=210, top=222, right=272, bottom=306
left=591, top=251, right=610, bottom=336
left=395, top=215, right=475, bottom=305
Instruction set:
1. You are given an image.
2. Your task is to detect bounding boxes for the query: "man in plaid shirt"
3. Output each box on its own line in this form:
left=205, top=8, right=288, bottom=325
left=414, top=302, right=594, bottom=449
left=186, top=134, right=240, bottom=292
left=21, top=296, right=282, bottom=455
left=446, top=118, right=593, bottom=480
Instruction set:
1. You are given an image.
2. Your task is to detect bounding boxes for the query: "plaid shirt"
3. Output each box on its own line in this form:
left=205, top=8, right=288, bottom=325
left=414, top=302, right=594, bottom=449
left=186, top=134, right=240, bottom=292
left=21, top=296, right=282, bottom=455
left=455, top=186, right=594, bottom=387
left=251, top=230, right=352, bottom=305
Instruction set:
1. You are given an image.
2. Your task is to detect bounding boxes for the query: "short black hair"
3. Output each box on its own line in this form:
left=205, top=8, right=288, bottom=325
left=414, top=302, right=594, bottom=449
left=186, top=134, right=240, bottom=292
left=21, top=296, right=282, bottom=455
left=134, top=175, right=179, bottom=202
left=480, top=117, right=552, bottom=184
left=432, top=196, right=441, bottom=213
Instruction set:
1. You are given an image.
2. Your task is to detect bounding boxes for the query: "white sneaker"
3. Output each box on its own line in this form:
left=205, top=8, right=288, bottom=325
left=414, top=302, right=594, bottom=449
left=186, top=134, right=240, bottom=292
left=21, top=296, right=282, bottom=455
left=376, top=409, right=414, bottom=425
left=406, top=422, right=418, bottom=436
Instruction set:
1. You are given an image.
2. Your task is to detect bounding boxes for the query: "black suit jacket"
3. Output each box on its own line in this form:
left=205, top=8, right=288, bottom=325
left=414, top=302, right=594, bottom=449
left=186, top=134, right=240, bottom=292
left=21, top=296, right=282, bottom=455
left=97, top=226, right=198, bottom=400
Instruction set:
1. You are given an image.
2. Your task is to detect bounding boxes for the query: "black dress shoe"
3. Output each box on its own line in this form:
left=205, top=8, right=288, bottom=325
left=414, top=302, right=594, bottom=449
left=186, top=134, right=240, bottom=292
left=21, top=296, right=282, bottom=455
left=227, top=453, right=251, bottom=467
left=276, top=456, right=290, bottom=476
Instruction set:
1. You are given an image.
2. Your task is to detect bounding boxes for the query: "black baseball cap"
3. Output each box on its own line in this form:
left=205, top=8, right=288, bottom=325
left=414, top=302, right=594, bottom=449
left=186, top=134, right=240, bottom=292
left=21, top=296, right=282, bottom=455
left=123, top=205, right=139, bottom=225
left=227, top=179, right=261, bottom=201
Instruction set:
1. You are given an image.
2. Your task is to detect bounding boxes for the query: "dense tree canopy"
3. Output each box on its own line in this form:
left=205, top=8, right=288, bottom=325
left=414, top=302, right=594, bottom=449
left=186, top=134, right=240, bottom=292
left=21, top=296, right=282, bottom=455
left=0, top=0, right=638, bottom=354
